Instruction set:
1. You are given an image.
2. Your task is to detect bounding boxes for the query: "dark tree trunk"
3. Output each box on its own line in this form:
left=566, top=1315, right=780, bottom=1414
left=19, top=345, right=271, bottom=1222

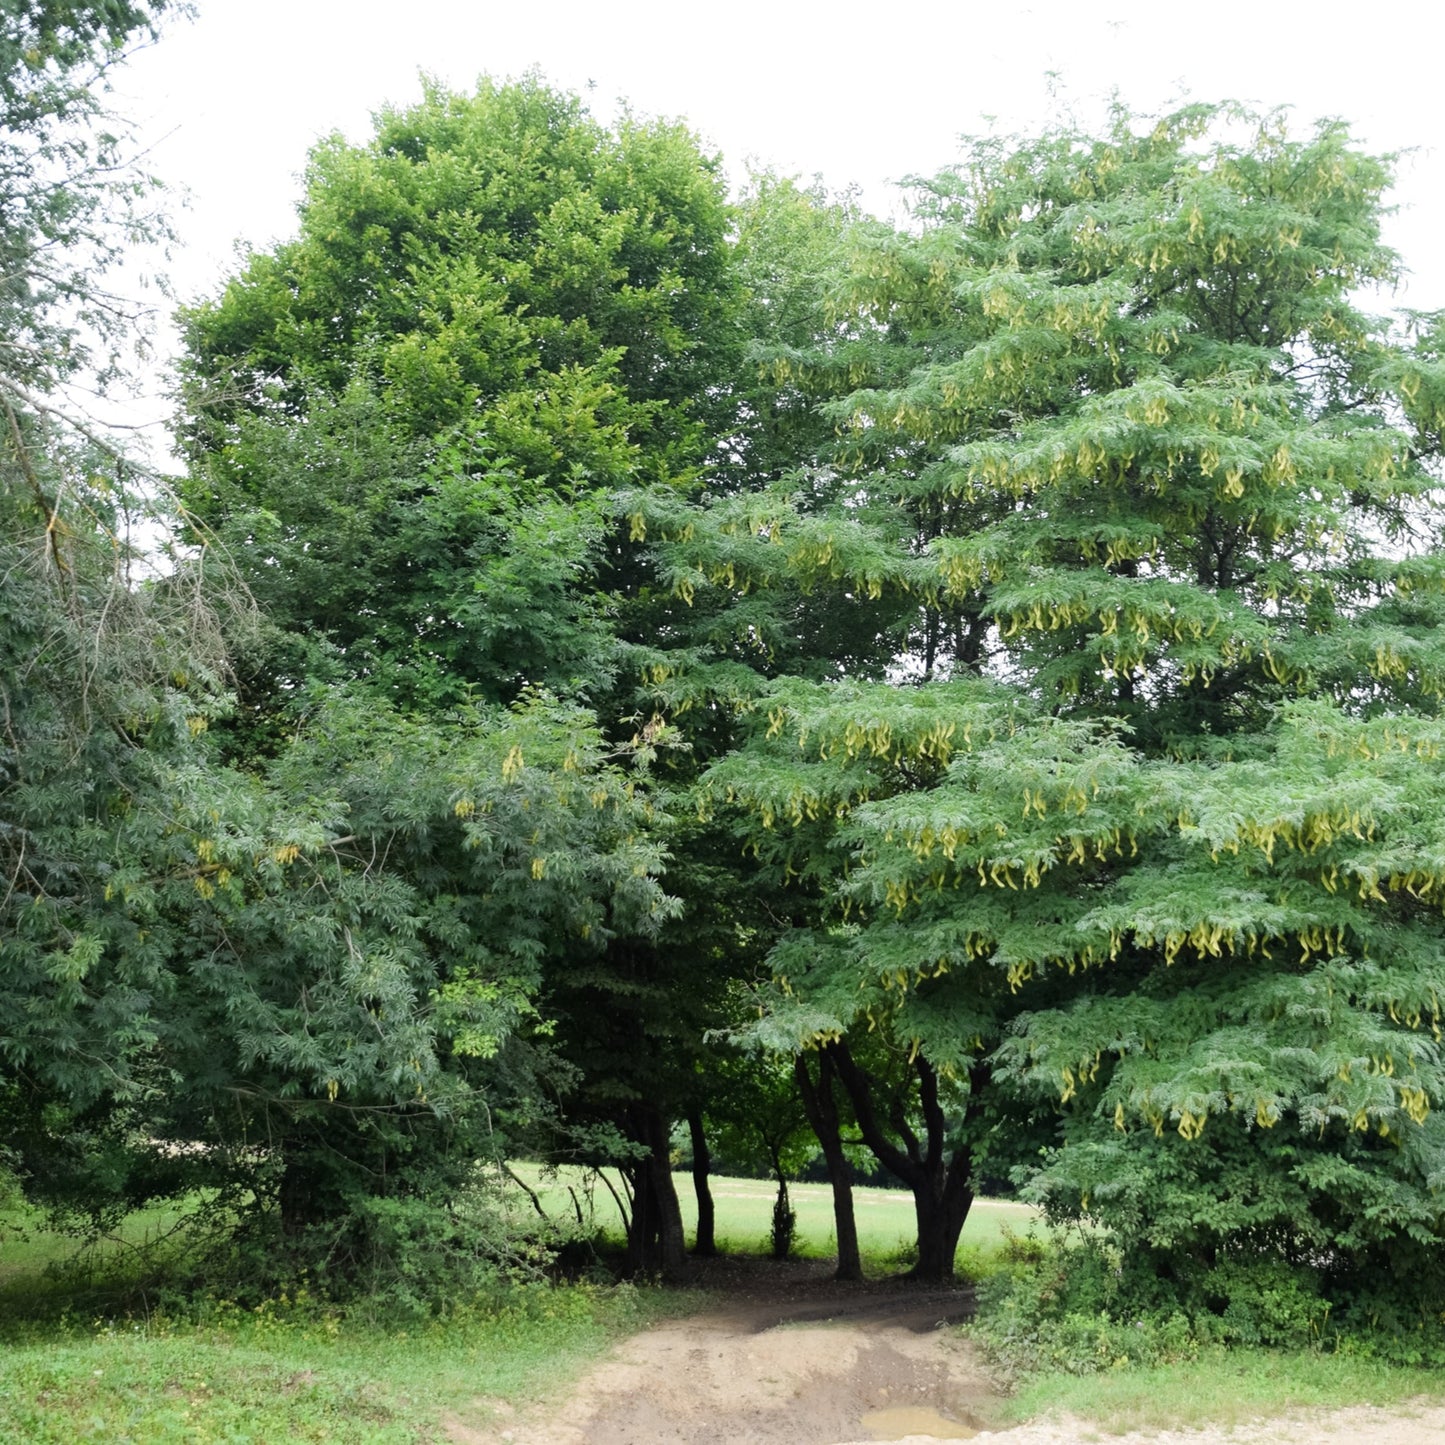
left=686, top=1107, right=718, bottom=1257
left=1113, top=555, right=1139, bottom=705
left=277, top=1138, right=346, bottom=1240
left=623, top=1104, right=687, bottom=1280
left=647, top=1134, right=687, bottom=1280
left=622, top=1157, right=653, bottom=1275
left=278, top=1148, right=315, bottom=1239
left=795, top=1051, right=862, bottom=1281
left=956, top=609, right=988, bottom=674
left=923, top=608, right=938, bottom=682
left=828, top=1043, right=987, bottom=1282
left=909, top=1149, right=975, bottom=1280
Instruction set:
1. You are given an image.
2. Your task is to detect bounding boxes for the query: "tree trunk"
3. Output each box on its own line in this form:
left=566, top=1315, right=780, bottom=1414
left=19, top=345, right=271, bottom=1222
left=908, top=1150, right=975, bottom=1281
left=687, top=1107, right=718, bottom=1257
left=828, top=1042, right=987, bottom=1282
left=278, top=1147, right=316, bottom=1239
left=622, top=1155, right=655, bottom=1276
left=795, top=1051, right=862, bottom=1281
left=277, top=1137, right=345, bottom=1239
left=647, top=1134, right=687, bottom=1280
left=623, top=1104, right=687, bottom=1280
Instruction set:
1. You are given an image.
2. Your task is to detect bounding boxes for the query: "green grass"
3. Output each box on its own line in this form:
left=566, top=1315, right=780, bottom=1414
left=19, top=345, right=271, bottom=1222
left=991, top=1348, right=1445, bottom=1435
left=0, top=1284, right=680, bottom=1443
left=15, top=1177, right=1433, bottom=1441
left=0, top=1171, right=1025, bottom=1440
left=0, top=1198, right=200, bottom=1290
left=511, top=1162, right=1036, bottom=1269
left=0, top=1198, right=687, bottom=1443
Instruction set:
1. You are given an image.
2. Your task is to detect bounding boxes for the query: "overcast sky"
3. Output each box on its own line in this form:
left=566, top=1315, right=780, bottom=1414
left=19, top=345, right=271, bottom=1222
left=110, top=0, right=1443, bottom=436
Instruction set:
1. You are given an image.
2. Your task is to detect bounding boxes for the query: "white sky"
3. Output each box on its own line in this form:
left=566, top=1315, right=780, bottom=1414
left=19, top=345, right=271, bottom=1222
left=109, top=0, right=1443, bottom=438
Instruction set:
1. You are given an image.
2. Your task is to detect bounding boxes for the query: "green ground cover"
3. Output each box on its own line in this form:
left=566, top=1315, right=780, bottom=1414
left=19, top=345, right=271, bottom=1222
left=0, top=1197, right=680, bottom=1444
left=0, top=1284, right=674, bottom=1444
left=0, top=1174, right=1022, bottom=1440
left=6, top=1181, right=1444, bottom=1441
left=995, top=1350, right=1445, bottom=1434
left=0, top=1201, right=197, bottom=1290
left=511, top=1163, right=1036, bottom=1264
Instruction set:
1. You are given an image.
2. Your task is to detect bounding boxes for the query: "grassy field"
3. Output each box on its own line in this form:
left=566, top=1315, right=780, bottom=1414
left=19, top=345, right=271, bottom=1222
left=995, top=1348, right=1445, bottom=1434
left=511, top=1162, right=1037, bottom=1265
left=0, top=1194, right=683, bottom=1444
left=0, top=1199, right=198, bottom=1290
left=0, top=1280, right=678, bottom=1443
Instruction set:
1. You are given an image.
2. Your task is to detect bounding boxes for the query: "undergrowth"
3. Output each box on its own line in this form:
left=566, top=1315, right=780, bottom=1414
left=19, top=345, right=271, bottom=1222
left=968, top=1225, right=1445, bottom=1383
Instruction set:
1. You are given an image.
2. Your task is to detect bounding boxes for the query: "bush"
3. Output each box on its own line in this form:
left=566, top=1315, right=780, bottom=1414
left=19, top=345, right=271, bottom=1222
left=966, top=1229, right=1445, bottom=1379
left=769, top=1187, right=797, bottom=1260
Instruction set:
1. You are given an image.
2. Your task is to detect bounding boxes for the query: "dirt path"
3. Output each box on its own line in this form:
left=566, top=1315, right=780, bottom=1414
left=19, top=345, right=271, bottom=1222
left=443, top=1259, right=1445, bottom=1445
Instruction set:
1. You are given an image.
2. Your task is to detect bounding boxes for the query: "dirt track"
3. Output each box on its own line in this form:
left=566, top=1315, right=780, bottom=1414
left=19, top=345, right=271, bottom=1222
left=443, top=1258, right=1445, bottom=1445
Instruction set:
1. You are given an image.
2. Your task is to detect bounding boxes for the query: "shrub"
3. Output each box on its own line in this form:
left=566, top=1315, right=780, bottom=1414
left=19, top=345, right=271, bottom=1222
left=970, top=1229, right=1445, bottom=1379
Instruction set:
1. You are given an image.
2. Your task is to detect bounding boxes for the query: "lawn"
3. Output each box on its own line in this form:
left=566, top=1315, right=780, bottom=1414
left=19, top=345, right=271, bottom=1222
left=510, top=1161, right=1035, bottom=1265
left=8, top=1177, right=1440, bottom=1442
left=992, top=1349, right=1445, bottom=1435
left=0, top=1280, right=677, bottom=1444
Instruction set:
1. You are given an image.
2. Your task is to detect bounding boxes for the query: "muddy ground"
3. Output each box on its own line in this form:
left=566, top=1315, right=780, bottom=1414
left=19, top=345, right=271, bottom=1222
left=443, top=1258, right=1445, bottom=1445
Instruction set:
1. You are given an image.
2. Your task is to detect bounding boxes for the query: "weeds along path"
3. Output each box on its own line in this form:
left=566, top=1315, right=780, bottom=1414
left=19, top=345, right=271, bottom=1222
left=442, top=1259, right=1445, bottom=1445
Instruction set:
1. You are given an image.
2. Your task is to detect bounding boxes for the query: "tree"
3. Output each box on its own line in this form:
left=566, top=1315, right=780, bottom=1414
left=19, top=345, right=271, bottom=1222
left=699, top=1043, right=814, bottom=1260
left=623, top=173, right=909, bottom=717
left=700, top=678, right=1020, bottom=1279
left=793, top=1047, right=862, bottom=1280
left=1, top=461, right=680, bottom=1261
left=0, top=0, right=171, bottom=400
left=0, top=420, right=233, bottom=1221
left=178, top=380, right=624, bottom=719
left=0, top=0, right=205, bottom=1223
left=181, top=73, right=736, bottom=444
left=177, top=76, right=740, bottom=707
left=649, top=103, right=1445, bottom=1296
left=0, top=39, right=698, bottom=1277
left=174, top=76, right=754, bottom=1276
left=166, top=690, right=678, bottom=1253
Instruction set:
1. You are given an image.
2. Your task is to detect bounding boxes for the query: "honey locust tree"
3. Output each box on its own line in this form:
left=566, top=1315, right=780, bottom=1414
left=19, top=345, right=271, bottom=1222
left=644, top=103, right=1445, bottom=1297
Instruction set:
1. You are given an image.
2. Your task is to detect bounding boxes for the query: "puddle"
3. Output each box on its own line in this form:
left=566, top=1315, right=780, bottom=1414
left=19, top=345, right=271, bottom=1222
left=860, top=1405, right=978, bottom=1440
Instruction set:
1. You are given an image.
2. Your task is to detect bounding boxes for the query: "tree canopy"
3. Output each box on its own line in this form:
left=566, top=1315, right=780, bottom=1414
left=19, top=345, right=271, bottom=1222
left=639, top=101, right=1445, bottom=1286
left=7, top=33, right=1445, bottom=1323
